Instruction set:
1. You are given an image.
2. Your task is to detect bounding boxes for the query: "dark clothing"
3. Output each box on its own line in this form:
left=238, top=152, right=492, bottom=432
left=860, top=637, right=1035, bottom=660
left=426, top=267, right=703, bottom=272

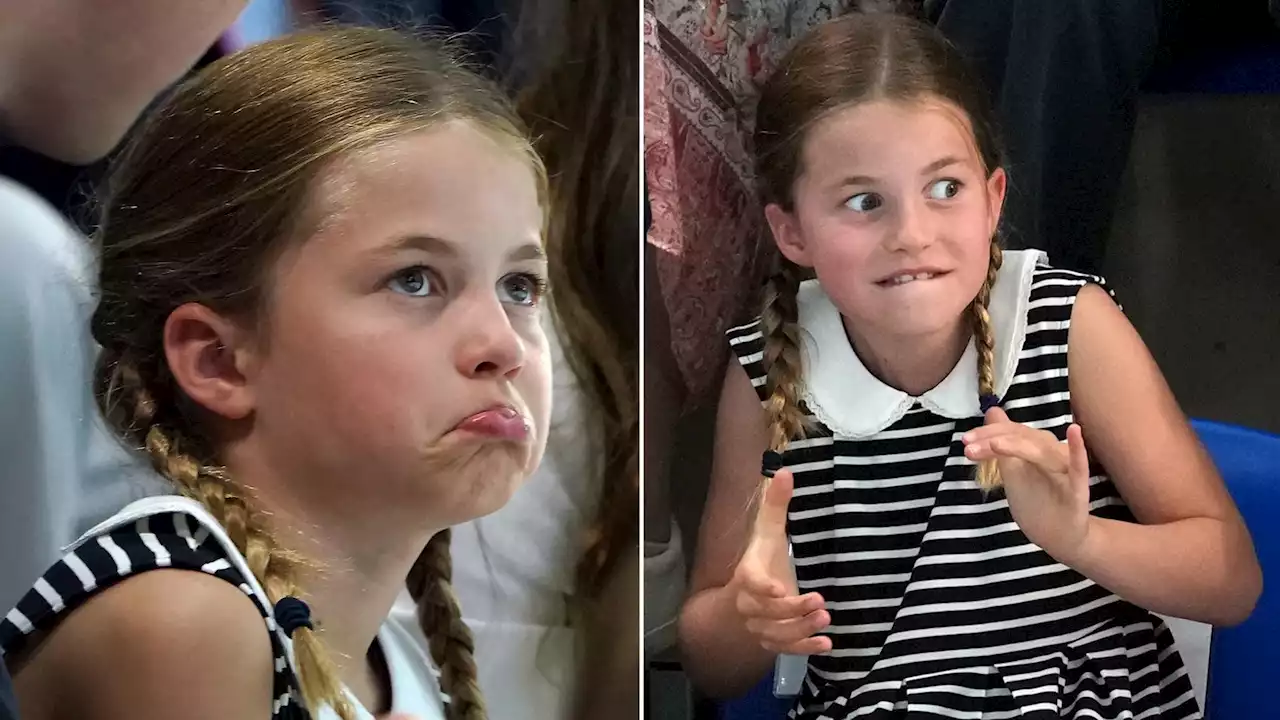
left=929, top=0, right=1162, bottom=275
left=0, top=659, right=18, bottom=720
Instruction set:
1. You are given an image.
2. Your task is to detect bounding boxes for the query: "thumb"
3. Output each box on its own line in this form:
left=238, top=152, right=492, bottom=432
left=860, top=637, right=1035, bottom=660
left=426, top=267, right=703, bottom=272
left=984, top=406, right=1012, bottom=425
left=753, top=468, right=794, bottom=541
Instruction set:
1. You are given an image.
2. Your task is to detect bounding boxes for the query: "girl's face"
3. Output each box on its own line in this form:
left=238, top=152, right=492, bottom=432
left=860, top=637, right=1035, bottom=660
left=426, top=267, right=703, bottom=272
left=766, top=99, right=1006, bottom=341
left=241, top=121, right=550, bottom=529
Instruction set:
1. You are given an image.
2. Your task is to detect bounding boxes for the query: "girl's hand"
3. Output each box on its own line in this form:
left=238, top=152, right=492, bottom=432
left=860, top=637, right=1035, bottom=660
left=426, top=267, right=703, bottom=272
left=963, top=408, right=1092, bottom=563
left=730, top=469, right=831, bottom=655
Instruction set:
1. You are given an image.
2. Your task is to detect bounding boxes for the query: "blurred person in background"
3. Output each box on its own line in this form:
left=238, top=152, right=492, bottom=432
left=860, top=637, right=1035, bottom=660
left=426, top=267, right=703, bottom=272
left=0, top=0, right=248, bottom=619
left=512, top=1, right=640, bottom=715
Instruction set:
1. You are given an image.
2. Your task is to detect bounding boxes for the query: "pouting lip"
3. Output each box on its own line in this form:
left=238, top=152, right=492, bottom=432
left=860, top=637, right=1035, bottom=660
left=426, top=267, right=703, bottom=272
left=875, top=267, right=951, bottom=284
left=451, top=403, right=527, bottom=432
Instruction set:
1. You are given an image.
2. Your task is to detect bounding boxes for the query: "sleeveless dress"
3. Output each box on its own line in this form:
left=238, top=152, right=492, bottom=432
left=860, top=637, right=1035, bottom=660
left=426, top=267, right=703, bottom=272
left=726, top=250, right=1201, bottom=719
left=0, top=495, right=447, bottom=720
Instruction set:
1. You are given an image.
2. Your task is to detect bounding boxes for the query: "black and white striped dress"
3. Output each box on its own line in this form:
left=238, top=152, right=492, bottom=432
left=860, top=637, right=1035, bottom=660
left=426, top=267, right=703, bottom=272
left=727, top=250, right=1200, bottom=719
left=0, top=496, right=309, bottom=719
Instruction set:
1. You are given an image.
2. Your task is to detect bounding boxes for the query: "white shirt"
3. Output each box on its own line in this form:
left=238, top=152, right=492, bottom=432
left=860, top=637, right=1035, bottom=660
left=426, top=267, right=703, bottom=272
left=0, top=176, right=163, bottom=614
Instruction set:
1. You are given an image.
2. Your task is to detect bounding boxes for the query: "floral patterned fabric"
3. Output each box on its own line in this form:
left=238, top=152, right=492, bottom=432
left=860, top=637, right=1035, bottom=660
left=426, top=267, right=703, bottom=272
left=643, top=0, right=857, bottom=403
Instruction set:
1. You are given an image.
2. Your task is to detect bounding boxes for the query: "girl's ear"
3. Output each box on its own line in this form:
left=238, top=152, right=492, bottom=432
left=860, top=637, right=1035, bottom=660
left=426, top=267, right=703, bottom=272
left=163, top=303, right=256, bottom=421
left=986, top=167, right=1007, bottom=236
left=765, top=203, right=814, bottom=268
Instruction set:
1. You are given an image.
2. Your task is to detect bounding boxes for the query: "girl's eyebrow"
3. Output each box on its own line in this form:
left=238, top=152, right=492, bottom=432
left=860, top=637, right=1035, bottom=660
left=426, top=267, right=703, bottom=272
left=368, top=235, right=544, bottom=262
left=509, top=243, right=545, bottom=262
left=371, top=234, right=456, bottom=259
left=918, top=156, right=963, bottom=176
left=830, top=156, right=965, bottom=190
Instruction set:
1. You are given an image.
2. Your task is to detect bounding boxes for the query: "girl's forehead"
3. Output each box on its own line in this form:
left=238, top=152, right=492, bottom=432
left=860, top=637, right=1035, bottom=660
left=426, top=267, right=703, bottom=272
left=288, top=124, right=543, bottom=259
left=801, top=98, right=982, bottom=172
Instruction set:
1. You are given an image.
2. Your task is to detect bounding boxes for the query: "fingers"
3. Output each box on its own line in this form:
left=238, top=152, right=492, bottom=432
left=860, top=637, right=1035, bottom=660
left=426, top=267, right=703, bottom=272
left=735, top=583, right=831, bottom=654
left=740, top=467, right=831, bottom=654
left=963, top=415, right=1048, bottom=444
left=965, top=433, right=1065, bottom=472
left=964, top=418, right=1064, bottom=466
left=771, top=634, right=834, bottom=655
left=738, top=590, right=825, bottom=620
left=746, top=609, right=832, bottom=653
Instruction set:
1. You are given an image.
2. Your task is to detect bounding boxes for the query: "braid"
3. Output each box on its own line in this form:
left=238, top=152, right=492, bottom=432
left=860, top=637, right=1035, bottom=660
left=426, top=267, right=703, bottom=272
left=406, top=530, right=487, bottom=720
left=761, top=260, right=809, bottom=453
left=753, top=259, right=808, bottom=547
left=970, top=241, right=1003, bottom=490
left=103, top=356, right=356, bottom=720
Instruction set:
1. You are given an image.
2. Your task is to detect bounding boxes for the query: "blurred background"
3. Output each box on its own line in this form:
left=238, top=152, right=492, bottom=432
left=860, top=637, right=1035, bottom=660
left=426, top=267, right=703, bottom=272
left=0, top=0, right=530, bottom=222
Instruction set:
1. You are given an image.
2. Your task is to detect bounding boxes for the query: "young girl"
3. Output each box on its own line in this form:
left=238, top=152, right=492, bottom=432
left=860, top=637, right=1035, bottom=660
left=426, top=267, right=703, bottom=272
left=1, top=27, right=550, bottom=720
left=680, top=13, right=1261, bottom=719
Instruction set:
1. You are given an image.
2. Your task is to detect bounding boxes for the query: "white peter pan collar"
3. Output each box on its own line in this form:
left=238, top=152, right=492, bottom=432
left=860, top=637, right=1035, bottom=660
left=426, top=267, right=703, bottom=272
left=796, top=249, right=1047, bottom=438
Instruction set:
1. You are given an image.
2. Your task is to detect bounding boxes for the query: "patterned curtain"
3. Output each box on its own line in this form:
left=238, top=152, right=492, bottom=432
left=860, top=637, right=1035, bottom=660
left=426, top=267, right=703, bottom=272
left=643, top=0, right=855, bottom=404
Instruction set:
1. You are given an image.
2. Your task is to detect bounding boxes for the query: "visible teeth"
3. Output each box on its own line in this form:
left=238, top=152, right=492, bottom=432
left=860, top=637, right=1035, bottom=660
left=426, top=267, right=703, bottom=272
left=888, top=272, right=935, bottom=285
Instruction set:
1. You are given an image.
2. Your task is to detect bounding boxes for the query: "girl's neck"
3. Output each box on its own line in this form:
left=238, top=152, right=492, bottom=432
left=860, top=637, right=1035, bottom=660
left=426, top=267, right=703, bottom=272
left=843, top=315, right=971, bottom=396
left=218, top=448, right=442, bottom=710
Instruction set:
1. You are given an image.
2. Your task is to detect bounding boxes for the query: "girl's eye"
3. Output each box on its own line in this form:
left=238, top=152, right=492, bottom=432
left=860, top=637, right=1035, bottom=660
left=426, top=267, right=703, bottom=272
left=498, top=272, right=548, bottom=307
left=844, top=192, right=884, bottom=213
left=928, top=179, right=962, bottom=200
left=388, top=266, right=437, bottom=297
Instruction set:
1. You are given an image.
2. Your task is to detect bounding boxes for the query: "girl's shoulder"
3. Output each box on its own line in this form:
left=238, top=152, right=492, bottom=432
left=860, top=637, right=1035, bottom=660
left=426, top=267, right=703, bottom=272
left=1, top=495, right=304, bottom=718
left=13, top=563, right=276, bottom=719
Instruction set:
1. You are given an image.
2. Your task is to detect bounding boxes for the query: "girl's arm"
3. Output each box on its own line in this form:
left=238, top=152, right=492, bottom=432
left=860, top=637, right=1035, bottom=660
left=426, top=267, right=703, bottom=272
left=13, top=570, right=275, bottom=720
left=1063, top=283, right=1262, bottom=625
left=573, top=541, right=640, bottom=720
left=679, top=362, right=783, bottom=697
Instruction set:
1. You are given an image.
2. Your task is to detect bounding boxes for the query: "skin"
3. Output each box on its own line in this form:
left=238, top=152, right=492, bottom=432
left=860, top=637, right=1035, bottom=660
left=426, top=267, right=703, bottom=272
left=0, top=0, right=247, bottom=164
left=680, top=98, right=1261, bottom=697
left=765, top=99, right=1005, bottom=395
left=963, top=283, right=1261, bottom=625
left=14, top=122, right=551, bottom=718
left=12, top=571, right=273, bottom=720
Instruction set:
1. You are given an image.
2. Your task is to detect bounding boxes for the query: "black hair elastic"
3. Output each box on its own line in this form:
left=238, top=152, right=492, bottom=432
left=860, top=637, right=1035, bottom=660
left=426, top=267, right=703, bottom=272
left=273, top=596, right=314, bottom=637
left=979, top=394, right=1000, bottom=414
left=761, top=450, right=784, bottom=478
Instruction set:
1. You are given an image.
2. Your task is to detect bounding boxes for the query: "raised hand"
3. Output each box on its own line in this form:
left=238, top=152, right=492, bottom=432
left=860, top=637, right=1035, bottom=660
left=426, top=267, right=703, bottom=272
left=962, top=408, right=1092, bottom=563
left=730, top=468, right=832, bottom=655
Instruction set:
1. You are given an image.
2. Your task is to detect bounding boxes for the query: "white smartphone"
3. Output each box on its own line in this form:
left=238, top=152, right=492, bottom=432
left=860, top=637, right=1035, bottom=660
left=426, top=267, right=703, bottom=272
left=773, top=652, right=809, bottom=697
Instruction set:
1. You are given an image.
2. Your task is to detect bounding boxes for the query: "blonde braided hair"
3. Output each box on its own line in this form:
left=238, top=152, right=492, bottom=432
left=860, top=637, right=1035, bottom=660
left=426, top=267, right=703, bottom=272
left=100, top=356, right=355, bottom=720
left=760, top=259, right=810, bottom=455
left=971, top=241, right=1004, bottom=490
left=406, top=530, right=486, bottom=720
